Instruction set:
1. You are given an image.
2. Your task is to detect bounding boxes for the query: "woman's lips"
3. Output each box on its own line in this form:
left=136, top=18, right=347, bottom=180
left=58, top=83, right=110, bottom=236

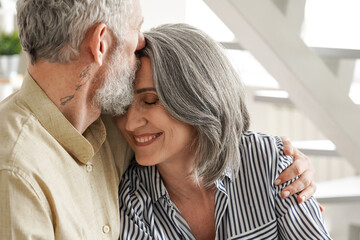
left=133, top=133, right=163, bottom=146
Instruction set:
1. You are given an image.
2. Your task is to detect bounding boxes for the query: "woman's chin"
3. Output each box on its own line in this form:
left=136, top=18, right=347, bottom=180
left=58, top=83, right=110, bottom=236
left=135, top=157, right=157, bottom=166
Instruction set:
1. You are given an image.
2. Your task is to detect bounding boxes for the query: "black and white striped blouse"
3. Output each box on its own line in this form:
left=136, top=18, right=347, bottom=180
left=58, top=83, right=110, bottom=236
left=119, top=132, right=332, bottom=239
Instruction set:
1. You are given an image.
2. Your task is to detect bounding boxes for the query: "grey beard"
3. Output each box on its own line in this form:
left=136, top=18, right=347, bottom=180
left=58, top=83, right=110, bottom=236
left=95, top=54, right=137, bottom=116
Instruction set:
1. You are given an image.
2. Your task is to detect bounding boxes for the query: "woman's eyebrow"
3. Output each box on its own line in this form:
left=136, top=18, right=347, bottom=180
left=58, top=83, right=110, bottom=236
left=135, top=87, right=157, bottom=94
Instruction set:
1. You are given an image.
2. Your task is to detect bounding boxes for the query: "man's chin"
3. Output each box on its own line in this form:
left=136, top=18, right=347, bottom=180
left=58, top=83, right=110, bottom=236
left=96, top=73, right=134, bottom=115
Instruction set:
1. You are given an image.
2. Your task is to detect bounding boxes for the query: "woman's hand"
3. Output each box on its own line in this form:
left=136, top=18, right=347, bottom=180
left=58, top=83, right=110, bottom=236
left=275, top=137, right=321, bottom=208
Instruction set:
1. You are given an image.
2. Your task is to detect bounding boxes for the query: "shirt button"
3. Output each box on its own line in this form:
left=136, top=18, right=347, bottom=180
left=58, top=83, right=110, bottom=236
left=86, top=164, right=93, bottom=172
left=102, top=225, right=110, bottom=234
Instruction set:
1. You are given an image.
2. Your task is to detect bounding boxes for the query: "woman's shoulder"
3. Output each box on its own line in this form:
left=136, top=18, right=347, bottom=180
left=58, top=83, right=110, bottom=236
left=240, top=131, right=287, bottom=157
left=238, top=131, right=293, bottom=178
left=241, top=131, right=280, bottom=145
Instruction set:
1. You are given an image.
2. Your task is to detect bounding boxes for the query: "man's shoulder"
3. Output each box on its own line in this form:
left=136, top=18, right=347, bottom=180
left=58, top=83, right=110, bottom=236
left=0, top=89, right=29, bottom=121
left=0, top=92, right=35, bottom=162
left=0, top=95, right=58, bottom=172
left=0, top=89, right=33, bottom=129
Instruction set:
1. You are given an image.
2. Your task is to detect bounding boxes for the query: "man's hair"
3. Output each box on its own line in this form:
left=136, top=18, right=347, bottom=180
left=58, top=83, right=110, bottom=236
left=16, top=0, right=134, bottom=64
left=137, top=23, right=250, bottom=187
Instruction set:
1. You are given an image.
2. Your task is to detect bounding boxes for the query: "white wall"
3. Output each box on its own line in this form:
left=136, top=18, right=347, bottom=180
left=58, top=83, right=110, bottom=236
left=140, top=0, right=186, bottom=31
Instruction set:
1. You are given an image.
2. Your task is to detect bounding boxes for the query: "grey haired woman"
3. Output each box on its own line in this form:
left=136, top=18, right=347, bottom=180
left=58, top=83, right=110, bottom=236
left=116, top=23, right=331, bottom=240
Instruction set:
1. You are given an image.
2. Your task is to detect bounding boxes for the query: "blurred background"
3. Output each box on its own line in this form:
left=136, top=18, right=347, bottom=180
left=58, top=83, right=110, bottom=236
left=1, top=0, right=359, bottom=239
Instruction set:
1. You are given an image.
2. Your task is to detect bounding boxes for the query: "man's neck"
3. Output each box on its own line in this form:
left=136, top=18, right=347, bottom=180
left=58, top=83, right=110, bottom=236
left=28, top=61, right=101, bottom=134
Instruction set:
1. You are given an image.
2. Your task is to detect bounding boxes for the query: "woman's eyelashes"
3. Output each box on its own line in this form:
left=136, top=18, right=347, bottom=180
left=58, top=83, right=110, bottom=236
left=141, top=94, right=159, bottom=106
left=145, top=100, right=158, bottom=105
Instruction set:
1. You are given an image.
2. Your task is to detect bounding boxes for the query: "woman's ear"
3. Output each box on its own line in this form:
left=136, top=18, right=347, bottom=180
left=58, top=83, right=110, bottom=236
left=89, top=23, right=110, bottom=66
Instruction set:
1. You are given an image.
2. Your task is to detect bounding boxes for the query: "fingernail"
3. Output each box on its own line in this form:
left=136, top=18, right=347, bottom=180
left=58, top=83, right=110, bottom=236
left=282, top=191, right=290, bottom=198
left=274, top=179, right=281, bottom=185
left=301, top=195, right=306, bottom=202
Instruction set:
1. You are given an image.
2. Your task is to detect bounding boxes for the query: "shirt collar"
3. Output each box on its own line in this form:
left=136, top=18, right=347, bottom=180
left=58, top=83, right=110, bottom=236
left=143, top=164, right=235, bottom=202
left=214, top=168, right=235, bottom=195
left=19, top=72, right=106, bottom=164
left=146, top=165, right=168, bottom=202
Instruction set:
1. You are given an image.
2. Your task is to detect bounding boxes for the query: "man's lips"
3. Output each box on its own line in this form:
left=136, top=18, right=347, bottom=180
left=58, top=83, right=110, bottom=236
left=133, top=133, right=163, bottom=146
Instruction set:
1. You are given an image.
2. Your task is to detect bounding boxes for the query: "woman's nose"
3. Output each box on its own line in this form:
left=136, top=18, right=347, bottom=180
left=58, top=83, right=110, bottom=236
left=124, top=104, right=147, bottom=132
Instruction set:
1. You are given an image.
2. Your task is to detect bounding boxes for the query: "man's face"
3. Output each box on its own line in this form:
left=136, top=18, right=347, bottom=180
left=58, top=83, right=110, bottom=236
left=95, top=0, right=145, bottom=115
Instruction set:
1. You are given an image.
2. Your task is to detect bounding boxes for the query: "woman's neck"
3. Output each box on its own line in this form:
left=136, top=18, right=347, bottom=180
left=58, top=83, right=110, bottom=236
left=156, top=156, right=217, bottom=240
left=156, top=154, right=199, bottom=197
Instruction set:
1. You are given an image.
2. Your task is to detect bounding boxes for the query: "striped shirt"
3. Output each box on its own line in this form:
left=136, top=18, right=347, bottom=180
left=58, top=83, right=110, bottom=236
left=119, top=132, right=332, bottom=239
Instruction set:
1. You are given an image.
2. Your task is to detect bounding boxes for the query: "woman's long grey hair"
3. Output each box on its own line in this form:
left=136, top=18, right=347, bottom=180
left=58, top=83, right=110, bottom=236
left=137, top=24, right=250, bottom=187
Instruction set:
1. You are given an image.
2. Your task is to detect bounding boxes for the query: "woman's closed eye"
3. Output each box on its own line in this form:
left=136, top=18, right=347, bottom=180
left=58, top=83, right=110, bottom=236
left=140, top=93, right=159, bottom=106
left=145, top=100, right=158, bottom=105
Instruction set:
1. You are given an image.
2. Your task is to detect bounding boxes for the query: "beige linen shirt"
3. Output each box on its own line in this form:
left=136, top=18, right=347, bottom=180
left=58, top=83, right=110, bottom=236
left=0, top=73, right=133, bottom=239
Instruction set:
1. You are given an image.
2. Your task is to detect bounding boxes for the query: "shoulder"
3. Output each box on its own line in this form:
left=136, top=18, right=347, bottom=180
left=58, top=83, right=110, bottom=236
left=239, top=131, right=293, bottom=179
left=0, top=92, right=40, bottom=167
left=240, top=131, right=291, bottom=161
left=241, top=131, right=281, bottom=149
left=0, top=97, right=56, bottom=212
left=0, top=93, right=71, bottom=183
left=240, top=131, right=280, bottom=159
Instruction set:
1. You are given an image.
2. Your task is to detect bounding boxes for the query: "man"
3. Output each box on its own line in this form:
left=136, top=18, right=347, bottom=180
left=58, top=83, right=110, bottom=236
left=0, top=0, right=315, bottom=239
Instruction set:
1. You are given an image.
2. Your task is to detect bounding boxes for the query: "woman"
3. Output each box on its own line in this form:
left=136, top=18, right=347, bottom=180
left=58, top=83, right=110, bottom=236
left=117, top=24, right=331, bottom=239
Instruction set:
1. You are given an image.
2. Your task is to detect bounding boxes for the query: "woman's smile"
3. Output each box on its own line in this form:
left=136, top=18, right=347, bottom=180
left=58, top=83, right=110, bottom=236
left=133, top=132, right=163, bottom=146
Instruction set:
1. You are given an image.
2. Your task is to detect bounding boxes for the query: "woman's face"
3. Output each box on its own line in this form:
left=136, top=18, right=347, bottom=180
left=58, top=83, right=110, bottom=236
left=116, top=57, right=196, bottom=166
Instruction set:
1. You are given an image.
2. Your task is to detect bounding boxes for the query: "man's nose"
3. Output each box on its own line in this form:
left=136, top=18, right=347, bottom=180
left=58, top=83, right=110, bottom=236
left=136, top=32, right=146, bottom=51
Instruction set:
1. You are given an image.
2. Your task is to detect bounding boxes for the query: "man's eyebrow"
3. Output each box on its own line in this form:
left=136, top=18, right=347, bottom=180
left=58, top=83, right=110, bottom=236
left=135, top=87, right=156, bottom=94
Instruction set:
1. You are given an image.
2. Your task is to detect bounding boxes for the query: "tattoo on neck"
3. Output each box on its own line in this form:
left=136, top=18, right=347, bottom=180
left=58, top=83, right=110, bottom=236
left=60, top=66, right=91, bottom=105
left=75, top=84, right=83, bottom=91
left=60, top=95, right=75, bottom=106
left=80, top=66, right=90, bottom=78
left=76, top=66, right=91, bottom=91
